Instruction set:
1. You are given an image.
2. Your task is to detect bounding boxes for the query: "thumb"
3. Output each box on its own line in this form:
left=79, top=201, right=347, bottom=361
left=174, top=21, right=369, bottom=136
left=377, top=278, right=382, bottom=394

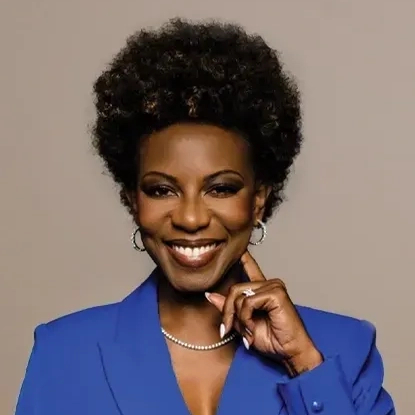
left=205, top=292, right=226, bottom=312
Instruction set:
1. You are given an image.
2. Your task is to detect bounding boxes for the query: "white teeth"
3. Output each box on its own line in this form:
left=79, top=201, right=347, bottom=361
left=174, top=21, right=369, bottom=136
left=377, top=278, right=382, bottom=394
left=172, top=244, right=217, bottom=258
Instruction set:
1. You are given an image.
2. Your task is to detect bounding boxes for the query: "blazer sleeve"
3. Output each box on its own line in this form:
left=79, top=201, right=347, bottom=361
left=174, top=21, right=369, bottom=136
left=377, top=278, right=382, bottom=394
left=15, top=324, right=48, bottom=415
left=276, top=320, right=395, bottom=415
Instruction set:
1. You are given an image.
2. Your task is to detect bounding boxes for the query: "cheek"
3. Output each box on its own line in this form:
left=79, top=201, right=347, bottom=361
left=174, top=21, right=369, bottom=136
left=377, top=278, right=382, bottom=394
left=211, top=193, right=255, bottom=232
left=135, top=194, right=173, bottom=235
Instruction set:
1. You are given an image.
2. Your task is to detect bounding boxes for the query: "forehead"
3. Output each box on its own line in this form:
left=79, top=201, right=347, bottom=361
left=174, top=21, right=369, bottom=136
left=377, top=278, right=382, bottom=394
left=139, top=123, right=252, bottom=176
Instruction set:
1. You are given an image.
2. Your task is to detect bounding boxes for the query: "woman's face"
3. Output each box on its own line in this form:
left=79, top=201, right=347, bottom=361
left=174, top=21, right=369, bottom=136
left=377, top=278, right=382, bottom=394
left=132, top=123, right=269, bottom=293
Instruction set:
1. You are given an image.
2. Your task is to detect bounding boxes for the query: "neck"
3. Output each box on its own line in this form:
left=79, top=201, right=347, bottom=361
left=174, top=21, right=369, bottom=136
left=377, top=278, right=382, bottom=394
left=157, top=265, right=243, bottom=343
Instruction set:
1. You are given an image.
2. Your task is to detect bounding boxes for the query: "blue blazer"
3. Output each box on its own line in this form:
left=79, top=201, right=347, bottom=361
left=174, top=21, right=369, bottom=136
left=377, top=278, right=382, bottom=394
left=16, top=271, right=395, bottom=414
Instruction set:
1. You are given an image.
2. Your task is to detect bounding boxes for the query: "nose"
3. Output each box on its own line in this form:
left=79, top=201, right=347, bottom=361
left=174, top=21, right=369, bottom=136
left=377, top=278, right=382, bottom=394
left=171, top=194, right=211, bottom=232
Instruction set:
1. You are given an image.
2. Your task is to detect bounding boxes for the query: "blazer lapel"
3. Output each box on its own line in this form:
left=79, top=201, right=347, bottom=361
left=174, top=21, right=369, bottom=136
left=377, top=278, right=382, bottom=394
left=98, top=272, right=190, bottom=415
left=217, top=344, right=287, bottom=415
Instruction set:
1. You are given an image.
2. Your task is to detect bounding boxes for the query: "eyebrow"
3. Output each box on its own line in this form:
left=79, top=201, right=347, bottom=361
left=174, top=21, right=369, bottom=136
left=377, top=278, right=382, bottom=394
left=141, top=169, right=245, bottom=183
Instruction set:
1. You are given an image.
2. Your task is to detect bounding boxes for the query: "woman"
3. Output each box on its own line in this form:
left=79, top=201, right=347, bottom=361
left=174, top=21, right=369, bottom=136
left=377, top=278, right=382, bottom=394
left=16, top=18, right=395, bottom=415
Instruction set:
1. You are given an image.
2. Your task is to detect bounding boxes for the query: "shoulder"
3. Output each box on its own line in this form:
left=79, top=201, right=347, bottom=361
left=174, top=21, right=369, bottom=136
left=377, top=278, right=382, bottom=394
left=31, top=276, right=155, bottom=351
left=33, top=301, right=120, bottom=347
left=296, top=304, right=372, bottom=330
left=296, top=305, right=378, bottom=375
left=296, top=304, right=376, bottom=343
left=297, top=303, right=374, bottom=326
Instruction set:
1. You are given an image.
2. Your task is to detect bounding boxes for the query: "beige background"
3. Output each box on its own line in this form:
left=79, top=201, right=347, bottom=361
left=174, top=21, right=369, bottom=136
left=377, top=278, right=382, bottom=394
left=1, top=1, right=413, bottom=413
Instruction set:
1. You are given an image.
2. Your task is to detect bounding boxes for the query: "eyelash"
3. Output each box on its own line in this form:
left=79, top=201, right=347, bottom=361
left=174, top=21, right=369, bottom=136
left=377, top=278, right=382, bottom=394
left=144, top=184, right=240, bottom=199
left=208, top=184, right=240, bottom=197
left=145, top=186, right=175, bottom=198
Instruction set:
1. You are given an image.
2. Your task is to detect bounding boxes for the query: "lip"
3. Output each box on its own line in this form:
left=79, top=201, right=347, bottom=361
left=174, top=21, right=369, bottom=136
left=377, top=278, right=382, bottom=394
left=165, top=241, right=224, bottom=269
left=164, top=238, right=223, bottom=248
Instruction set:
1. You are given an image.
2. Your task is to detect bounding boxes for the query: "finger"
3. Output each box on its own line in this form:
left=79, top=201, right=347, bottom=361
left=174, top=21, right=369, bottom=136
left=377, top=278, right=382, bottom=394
left=235, top=292, right=274, bottom=352
left=219, top=282, right=261, bottom=336
left=253, top=278, right=287, bottom=293
left=220, top=288, right=238, bottom=337
left=234, top=293, right=256, bottom=334
left=274, top=278, right=287, bottom=291
left=234, top=317, right=253, bottom=350
left=237, top=292, right=273, bottom=324
left=206, top=290, right=240, bottom=337
left=251, top=281, right=291, bottom=312
left=232, top=316, right=246, bottom=336
left=240, top=251, right=266, bottom=282
left=205, top=292, right=225, bottom=312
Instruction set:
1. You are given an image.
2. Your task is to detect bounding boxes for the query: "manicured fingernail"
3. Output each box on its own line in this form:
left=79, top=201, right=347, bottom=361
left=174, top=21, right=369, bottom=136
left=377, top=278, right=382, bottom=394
left=242, top=337, right=250, bottom=350
left=219, top=323, right=226, bottom=339
left=245, top=327, right=253, bottom=336
left=205, top=292, right=212, bottom=303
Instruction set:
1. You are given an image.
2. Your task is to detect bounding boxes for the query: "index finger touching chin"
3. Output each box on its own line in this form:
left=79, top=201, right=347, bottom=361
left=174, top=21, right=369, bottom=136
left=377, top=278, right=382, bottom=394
left=240, top=251, right=266, bottom=282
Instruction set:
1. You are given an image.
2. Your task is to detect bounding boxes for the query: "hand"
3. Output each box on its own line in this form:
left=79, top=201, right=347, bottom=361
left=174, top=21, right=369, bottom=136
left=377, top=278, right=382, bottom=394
left=206, top=251, right=323, bottom=376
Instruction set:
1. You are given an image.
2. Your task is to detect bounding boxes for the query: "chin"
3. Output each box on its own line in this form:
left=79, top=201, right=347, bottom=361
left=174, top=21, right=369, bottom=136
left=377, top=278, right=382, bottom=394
left=160, top=264, right=225, bottom=293
left=159, top=257, right=242, bottom=295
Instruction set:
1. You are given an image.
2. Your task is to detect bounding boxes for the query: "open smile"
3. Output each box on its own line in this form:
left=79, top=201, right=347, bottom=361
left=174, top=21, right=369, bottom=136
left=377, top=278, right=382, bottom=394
left=164, top=239, right=224, bottom=269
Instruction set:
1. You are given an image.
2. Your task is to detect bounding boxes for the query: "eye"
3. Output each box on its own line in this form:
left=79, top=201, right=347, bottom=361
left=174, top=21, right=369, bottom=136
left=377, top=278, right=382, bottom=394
left=144, top=185, right=176, bottom=198
left=208, top=184, right=241, bottom=197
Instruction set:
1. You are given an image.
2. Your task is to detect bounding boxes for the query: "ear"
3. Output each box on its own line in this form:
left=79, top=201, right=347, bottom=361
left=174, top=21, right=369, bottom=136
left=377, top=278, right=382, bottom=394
left=253, top=183, right=272, bottom=222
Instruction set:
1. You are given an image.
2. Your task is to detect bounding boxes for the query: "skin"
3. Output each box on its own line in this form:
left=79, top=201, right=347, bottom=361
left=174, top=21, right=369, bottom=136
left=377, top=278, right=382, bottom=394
left=128, top=123, right=322, bottom=415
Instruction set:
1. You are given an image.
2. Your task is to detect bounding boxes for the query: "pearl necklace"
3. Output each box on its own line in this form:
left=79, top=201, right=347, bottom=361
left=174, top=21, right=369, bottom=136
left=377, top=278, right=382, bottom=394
left=161, top=327, right=237, bottom=351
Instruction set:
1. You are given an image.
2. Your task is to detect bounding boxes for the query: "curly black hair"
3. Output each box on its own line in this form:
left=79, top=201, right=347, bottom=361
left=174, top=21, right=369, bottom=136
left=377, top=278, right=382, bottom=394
left=92, top=18, right=303, bottom=222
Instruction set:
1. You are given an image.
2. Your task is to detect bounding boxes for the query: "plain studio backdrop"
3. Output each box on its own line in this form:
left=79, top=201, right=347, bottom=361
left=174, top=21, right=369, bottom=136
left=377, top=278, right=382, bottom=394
left=0, top=1, right=413, bottom=413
